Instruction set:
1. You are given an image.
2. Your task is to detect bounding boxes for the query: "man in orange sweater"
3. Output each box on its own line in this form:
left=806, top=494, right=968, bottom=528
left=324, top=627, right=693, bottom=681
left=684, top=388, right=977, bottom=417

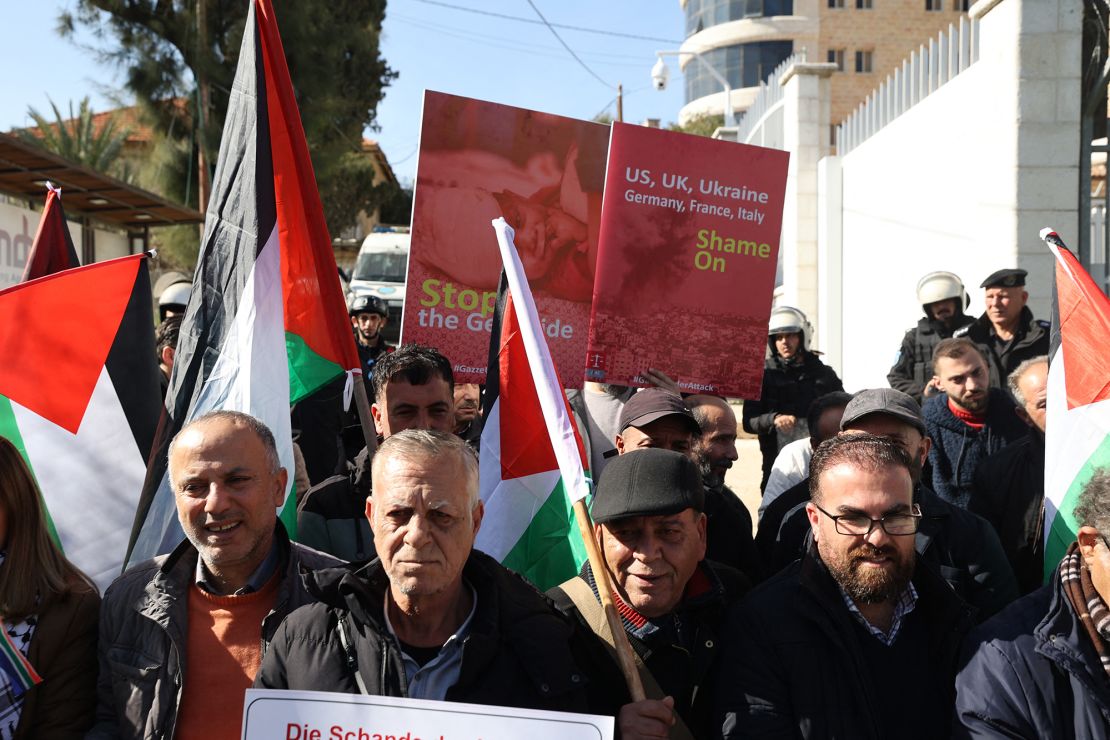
left=89, top=411, right=341, bottom=740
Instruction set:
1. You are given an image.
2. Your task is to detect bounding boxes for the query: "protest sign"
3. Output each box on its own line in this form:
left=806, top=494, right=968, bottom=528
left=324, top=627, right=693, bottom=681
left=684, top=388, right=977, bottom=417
left=241, top=689, right=614, bottom=740
left=402, top=91, right=608, bottom=386
left=585, top=122, right=789, bottom=398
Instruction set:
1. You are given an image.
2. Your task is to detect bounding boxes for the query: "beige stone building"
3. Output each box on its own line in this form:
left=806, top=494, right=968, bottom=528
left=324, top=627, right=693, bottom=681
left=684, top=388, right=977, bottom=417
left=678, top=0, right=969, bottom=132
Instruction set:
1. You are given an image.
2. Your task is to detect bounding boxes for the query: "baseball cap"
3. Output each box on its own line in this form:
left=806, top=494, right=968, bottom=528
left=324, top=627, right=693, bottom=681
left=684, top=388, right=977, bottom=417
left=591, top=448, right=705, bottom=524
left=618, top=389, right=701, bottom=435
left=839, top=388, right=927, bottom=437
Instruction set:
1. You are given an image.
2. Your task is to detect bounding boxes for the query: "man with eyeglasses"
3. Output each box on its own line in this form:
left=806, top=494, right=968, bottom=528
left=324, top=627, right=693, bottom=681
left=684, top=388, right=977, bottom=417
left=717, top=433, right=975, bottom=740
left=955, top=469, right=1110, bottom=738
left=760, top=388, right=1018, bottom=620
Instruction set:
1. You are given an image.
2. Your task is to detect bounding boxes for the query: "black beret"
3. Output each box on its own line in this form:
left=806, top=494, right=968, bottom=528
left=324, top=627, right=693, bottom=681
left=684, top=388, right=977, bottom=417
left=591, top=448, right=704, bottom=524
left=980, top=269, right=1027, bottom=288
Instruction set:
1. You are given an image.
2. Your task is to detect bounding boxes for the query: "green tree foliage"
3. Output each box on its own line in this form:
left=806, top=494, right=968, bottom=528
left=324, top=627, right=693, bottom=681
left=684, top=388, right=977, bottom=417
left=378, top=180, right=414, bottom=226
left=16, top=96, right=133, bottom=177
left=668, top=112, right=726, bottom=138
left=59, top=0, right=397, bottom=238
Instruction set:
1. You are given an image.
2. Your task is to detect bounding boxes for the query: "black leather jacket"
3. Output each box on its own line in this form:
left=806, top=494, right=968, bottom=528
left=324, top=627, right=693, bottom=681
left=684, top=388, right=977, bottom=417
left=89, top=528, right=340, bottom=739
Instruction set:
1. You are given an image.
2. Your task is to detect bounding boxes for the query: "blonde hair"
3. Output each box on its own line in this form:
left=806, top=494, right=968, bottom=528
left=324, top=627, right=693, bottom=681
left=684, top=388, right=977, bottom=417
left=0, top=437, right=96, bottom=620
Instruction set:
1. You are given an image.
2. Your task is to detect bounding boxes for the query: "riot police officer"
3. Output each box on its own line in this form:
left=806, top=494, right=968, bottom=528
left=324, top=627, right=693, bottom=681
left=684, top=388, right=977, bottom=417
left=742, top=306, right=843, bottom=491
left=888, top=271, right=975, bottom=402
left=349, top=293, right=394, bottom=376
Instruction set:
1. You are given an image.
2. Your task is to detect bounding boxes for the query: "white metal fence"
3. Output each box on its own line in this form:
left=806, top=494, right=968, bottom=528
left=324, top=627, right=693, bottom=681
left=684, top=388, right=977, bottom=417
left=836, top=16, right=980, bottom=155
left=734, top=51, right=807, bottom=146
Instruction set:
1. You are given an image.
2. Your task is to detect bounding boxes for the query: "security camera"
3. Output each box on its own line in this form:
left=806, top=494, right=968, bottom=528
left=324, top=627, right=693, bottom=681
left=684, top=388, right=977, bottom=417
left=651, top=58, right=669, bottom=91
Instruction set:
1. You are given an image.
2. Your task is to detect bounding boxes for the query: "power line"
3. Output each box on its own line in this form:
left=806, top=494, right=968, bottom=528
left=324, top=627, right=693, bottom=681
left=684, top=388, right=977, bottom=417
left=524, top=0, right=613, bottom=89
left=410, top=0, right=682, bottom=44
left=391, top=15, right=655, bottom=68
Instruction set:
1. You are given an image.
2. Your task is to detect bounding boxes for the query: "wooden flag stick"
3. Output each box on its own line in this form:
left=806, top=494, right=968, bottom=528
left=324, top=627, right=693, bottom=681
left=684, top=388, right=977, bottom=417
left=351, top=374, right=378, bottom=456
left=572, top=498, right=647, bottom=702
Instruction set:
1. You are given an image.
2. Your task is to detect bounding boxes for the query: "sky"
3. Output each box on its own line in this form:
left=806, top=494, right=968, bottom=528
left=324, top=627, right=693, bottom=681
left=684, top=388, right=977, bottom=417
left=0, top=1, right=690, bottom=186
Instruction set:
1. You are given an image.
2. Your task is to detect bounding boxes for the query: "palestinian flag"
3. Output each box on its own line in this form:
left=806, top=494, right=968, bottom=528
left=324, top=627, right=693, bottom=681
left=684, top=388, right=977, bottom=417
left=475, top=218, right=589, bottom=591
left=126, top=0, right=360, bottom=565
left=1041, top=228, right=1110, bottom=577
left=0, top=254, right=161, bottom=589
left=0, top=619, right=42, bottom=698
left=21, top=182, right=80, bottom=281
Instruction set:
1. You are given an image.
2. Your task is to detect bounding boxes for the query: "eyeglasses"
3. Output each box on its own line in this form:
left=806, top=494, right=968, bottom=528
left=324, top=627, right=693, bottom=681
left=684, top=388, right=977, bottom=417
left=812, top=502, right=922, bottom=536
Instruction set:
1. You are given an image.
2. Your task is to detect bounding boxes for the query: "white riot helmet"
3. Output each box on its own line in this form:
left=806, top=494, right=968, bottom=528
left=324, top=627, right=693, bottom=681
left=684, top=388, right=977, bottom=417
left=768, top=305, right=812, bottom=351
left=916, top=271, right=969, bottom=313
left=159, top=281, right=191, bottom=322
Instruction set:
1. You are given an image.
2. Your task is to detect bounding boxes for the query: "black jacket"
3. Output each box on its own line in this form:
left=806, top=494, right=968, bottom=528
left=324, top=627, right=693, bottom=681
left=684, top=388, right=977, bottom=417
left=549, top=560, right=748, bottom=740
left=718, top=541, right=975, bottom=739
left=888, top=313, right=975, bottom=402
left=954, top=567, right=1110, bottom=738
left=89, top=528, right=341, bottom=740
left=257, top=549, right=628, bottom=717
left=970, top=429, right=1046, bottom=595
left=742, top=351, right=843, bottom=486
left=756, top=480, right=1018, bottom=620
left=705, top=483, right=763, bottom=583
left=754, top=476, right=809, bottom=569
left=923, top=389, right=1027, bottom=508
left=297, top=446, right=373, bottom=562
left=953, top=307, right=1050, bottom=389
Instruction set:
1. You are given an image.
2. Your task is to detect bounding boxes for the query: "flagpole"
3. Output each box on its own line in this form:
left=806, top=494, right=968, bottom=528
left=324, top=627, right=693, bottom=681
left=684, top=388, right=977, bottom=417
left=572, top=500, right=647, bottom=702
left=351, top=376, right=378, bottom=456
left=488, top=217, right=646, bottom=704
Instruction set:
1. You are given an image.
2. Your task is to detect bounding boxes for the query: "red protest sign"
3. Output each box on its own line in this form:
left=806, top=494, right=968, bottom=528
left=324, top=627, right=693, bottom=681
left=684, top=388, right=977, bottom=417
left=586, top=123, right=789, bottom=398
left=402, top=91, right=609, bottom=387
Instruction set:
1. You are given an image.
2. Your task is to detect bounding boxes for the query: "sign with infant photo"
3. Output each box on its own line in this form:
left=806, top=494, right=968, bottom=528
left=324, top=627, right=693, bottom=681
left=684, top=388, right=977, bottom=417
left=402, top=90, right=609, bottom=387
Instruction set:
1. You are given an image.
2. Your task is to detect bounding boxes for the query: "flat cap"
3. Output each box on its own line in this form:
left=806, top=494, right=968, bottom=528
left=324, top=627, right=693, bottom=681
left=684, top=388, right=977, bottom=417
left=618, top=389, right=701, bottom=435
left=840, top=388, right=927, bottom=437
left=591, top=448, right=704, bottom=524
left=980, top=268, right=1027, bottom=289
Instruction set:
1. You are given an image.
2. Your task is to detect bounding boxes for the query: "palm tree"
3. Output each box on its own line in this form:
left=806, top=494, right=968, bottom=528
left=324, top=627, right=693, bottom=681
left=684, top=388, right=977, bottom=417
left=16, top=96, right=133, bottom=177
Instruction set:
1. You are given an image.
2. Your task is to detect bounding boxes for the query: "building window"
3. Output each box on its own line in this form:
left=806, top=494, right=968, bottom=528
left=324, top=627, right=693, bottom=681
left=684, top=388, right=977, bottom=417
left=685, top=0, right=795, bottom=37
left=684, top=40, right=795, bottom=102
left=828, top=0, right=845, bottom=7
left=954, top=0, right=969, bottom=8
left=855, top=49, right=873, bottom=73
left=856, top=0, right=872, bottom=7
left=827, top=49, right=845, bottom=71
left=926, top=0, right=943, bottom=10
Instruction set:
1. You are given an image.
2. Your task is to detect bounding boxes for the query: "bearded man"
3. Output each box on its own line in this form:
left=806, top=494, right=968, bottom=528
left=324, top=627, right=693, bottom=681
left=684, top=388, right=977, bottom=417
left=715, top=434, right=974, bottom=740
left=923, top=338, right=1026, bottom=508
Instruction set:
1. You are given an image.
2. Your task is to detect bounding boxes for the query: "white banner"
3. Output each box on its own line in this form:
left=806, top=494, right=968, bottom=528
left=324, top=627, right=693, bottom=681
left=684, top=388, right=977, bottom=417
left=242, top=689, right=614, bottom=740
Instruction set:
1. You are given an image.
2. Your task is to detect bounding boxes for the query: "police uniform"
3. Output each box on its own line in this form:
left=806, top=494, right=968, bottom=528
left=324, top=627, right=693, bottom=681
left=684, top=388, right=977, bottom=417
left=953, top=269, right=1049, bottom=389
left=888, top=313, right=974, bottom=402
left=349, top=294, right=395, bottom=376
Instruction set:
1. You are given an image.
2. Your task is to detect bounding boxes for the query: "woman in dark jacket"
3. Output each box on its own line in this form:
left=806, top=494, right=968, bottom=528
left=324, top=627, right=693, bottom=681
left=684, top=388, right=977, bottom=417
left=0, top=436, right=100, bottom=739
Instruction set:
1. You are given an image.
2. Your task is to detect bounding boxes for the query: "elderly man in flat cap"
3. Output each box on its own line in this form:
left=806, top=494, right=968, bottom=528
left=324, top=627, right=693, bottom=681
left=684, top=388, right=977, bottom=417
left=953, top=268, right=1049, bottom=389
left=614, top=388, right=761, bottom=582
left=549, top=448, right=749, bottom=740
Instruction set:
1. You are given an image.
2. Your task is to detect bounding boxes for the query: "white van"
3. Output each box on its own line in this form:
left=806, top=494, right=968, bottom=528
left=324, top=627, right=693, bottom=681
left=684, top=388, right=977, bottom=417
left=349, top=228, right=410, bottom=344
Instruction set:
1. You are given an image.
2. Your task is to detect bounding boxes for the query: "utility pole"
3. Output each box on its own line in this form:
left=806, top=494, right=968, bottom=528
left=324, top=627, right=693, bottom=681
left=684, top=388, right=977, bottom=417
left=196, top=0, right=211, bottom=216
left=616, top=83, right=623, bottom=123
